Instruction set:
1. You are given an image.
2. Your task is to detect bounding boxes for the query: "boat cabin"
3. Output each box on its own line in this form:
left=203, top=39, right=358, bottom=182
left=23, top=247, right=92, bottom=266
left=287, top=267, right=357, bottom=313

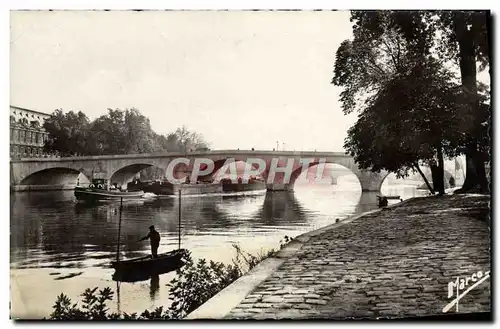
left=89, top=178, right=108, bottom=190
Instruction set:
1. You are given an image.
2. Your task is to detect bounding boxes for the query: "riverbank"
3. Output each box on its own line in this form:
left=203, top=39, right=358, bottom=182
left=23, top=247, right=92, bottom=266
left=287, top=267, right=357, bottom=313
left=186, top=193, right=491, bottom=319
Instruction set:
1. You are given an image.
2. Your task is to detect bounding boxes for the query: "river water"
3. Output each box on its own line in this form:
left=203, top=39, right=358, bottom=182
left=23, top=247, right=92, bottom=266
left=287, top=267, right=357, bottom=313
left=10, top=176, right=427, bottom=319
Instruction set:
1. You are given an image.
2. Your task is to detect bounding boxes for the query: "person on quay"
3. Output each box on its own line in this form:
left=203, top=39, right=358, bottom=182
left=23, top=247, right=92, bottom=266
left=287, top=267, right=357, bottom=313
left=139, top=225, right=161, bottom=258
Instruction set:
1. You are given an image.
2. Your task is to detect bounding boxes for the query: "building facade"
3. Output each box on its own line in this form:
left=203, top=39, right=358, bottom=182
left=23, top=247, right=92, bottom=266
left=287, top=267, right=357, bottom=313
left=10, top=105, right=52, bottom=159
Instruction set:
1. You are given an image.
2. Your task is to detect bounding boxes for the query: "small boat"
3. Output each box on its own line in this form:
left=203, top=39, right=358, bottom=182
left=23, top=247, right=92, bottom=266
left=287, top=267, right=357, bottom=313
left=380, top=195, right=402, bottom=200
left=75, top=178, right=145, bottom=202
left=111, top=249, right=187, bottom=278
left=127, top=179, right=155, bottom=192
left=377, top=195, right=402, bottom=207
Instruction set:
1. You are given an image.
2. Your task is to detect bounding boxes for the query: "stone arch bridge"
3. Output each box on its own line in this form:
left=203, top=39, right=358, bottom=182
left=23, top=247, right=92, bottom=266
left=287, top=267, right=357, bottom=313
left=10, top=150, right=391, bottom=192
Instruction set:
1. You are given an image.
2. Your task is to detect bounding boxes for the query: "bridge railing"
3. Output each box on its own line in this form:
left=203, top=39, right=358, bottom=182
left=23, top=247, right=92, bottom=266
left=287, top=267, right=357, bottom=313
left=10, top=150, right=357, bottom=163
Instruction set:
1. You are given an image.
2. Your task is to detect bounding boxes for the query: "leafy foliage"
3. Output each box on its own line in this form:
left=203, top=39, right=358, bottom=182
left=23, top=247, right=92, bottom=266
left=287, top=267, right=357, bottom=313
left=164, top=126, right=211, bottom=153
left=43, top=108, right=209, bottom=157
left=344, top=58, right=470, bottom=176
left=43, top=109, right=92, bottom=156
left=50, top=287, right=119, bottom=320
left=166, top=250, right=241, bottom=318
left=332, top=11, right=435, bottom=115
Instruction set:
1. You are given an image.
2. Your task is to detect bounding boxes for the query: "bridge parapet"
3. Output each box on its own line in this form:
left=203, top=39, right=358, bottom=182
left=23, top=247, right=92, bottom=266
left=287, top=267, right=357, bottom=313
left=10, top=150, right=352, bottom=163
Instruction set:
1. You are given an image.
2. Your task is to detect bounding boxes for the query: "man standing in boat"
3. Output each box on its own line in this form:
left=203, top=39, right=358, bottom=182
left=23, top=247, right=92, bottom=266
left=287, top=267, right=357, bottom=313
left=139, top=225, right=161, bottom=258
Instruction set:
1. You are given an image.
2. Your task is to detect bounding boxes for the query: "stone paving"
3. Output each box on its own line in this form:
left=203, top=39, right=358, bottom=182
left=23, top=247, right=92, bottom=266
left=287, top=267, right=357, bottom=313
left=225, top=194, right=491, bottom=319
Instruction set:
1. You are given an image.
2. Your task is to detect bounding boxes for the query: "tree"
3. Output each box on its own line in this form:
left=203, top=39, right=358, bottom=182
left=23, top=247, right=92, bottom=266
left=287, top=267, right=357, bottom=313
left=88, top=109, right=128, bottom=155
left=333, top=10, right=491, bottom=194
left=334, top=11, right=446, bottom=193
left=434, top=10, right=491, bottom=193
left=84, top=108, right=174, bottom=156
left=343, top=57, right=467, bottom=195
left=165, top=126, right=210, bottom=153
left=43, top=109, right=92, bottom=156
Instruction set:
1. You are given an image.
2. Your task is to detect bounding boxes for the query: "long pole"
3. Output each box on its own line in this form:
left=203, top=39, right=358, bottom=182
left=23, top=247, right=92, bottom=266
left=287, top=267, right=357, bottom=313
left=178, top=190, right=181, bottom=250
left=116, top=197, right=123, bottom=262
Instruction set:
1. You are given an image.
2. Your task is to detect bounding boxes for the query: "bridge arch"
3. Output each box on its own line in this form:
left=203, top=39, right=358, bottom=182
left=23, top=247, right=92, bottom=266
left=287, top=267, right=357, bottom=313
left=19, top=167, right=91, bottom=188
left=287, top=159, right=389, bottom=192
left=290, top=162, right=362, bottom=188
left=109, top=163, right=167, bottom=189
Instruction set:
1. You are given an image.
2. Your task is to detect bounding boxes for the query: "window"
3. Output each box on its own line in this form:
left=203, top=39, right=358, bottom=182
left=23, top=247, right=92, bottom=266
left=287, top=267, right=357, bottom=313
left=10, top=129, right=14, bottom=141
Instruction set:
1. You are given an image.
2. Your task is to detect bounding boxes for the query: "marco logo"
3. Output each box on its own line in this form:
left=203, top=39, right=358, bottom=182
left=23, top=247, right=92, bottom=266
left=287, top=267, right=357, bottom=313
left=442, top=269, right=490, bottom=313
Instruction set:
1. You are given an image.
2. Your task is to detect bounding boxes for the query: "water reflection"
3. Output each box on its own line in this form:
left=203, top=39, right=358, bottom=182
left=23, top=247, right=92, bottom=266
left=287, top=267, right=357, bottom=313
left=256, top=191, right=308, bottom=226
left=150, top=275, right=160, bottom=301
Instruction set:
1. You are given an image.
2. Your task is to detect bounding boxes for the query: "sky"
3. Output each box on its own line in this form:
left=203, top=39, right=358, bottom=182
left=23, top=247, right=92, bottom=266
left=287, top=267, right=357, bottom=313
left=10, top=10, right=357, bottom=152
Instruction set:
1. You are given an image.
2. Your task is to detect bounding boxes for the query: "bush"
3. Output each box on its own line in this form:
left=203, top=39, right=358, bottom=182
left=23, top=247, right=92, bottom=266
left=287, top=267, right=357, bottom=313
left=50, top=287, right=121, bottom=320
left=166, top=252, right=242, bottom=318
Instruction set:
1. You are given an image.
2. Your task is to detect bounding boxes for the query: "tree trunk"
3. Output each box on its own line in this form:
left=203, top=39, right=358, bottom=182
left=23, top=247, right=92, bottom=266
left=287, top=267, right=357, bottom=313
left=459, top=144, right=479, bottom=191
left=435, top=147, right=445, bottom=195
left=430, top=165, right=444, bottom=196
left=474, top=150, right=490, bottom=193
left=453, top=12, right=489, bottom=193
left=414, top=163, right=434, bottom=194
left=456, top=144, right=490, bottom=193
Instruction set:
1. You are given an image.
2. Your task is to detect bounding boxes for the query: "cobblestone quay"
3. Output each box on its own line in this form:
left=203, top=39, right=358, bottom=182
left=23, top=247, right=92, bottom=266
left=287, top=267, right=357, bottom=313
left=225, top=194, right=491, bottom=319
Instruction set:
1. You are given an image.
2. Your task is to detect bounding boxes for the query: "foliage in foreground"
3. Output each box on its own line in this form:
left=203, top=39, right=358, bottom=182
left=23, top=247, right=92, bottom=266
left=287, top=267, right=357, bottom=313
left=48, top=238, right=294, bottom=320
